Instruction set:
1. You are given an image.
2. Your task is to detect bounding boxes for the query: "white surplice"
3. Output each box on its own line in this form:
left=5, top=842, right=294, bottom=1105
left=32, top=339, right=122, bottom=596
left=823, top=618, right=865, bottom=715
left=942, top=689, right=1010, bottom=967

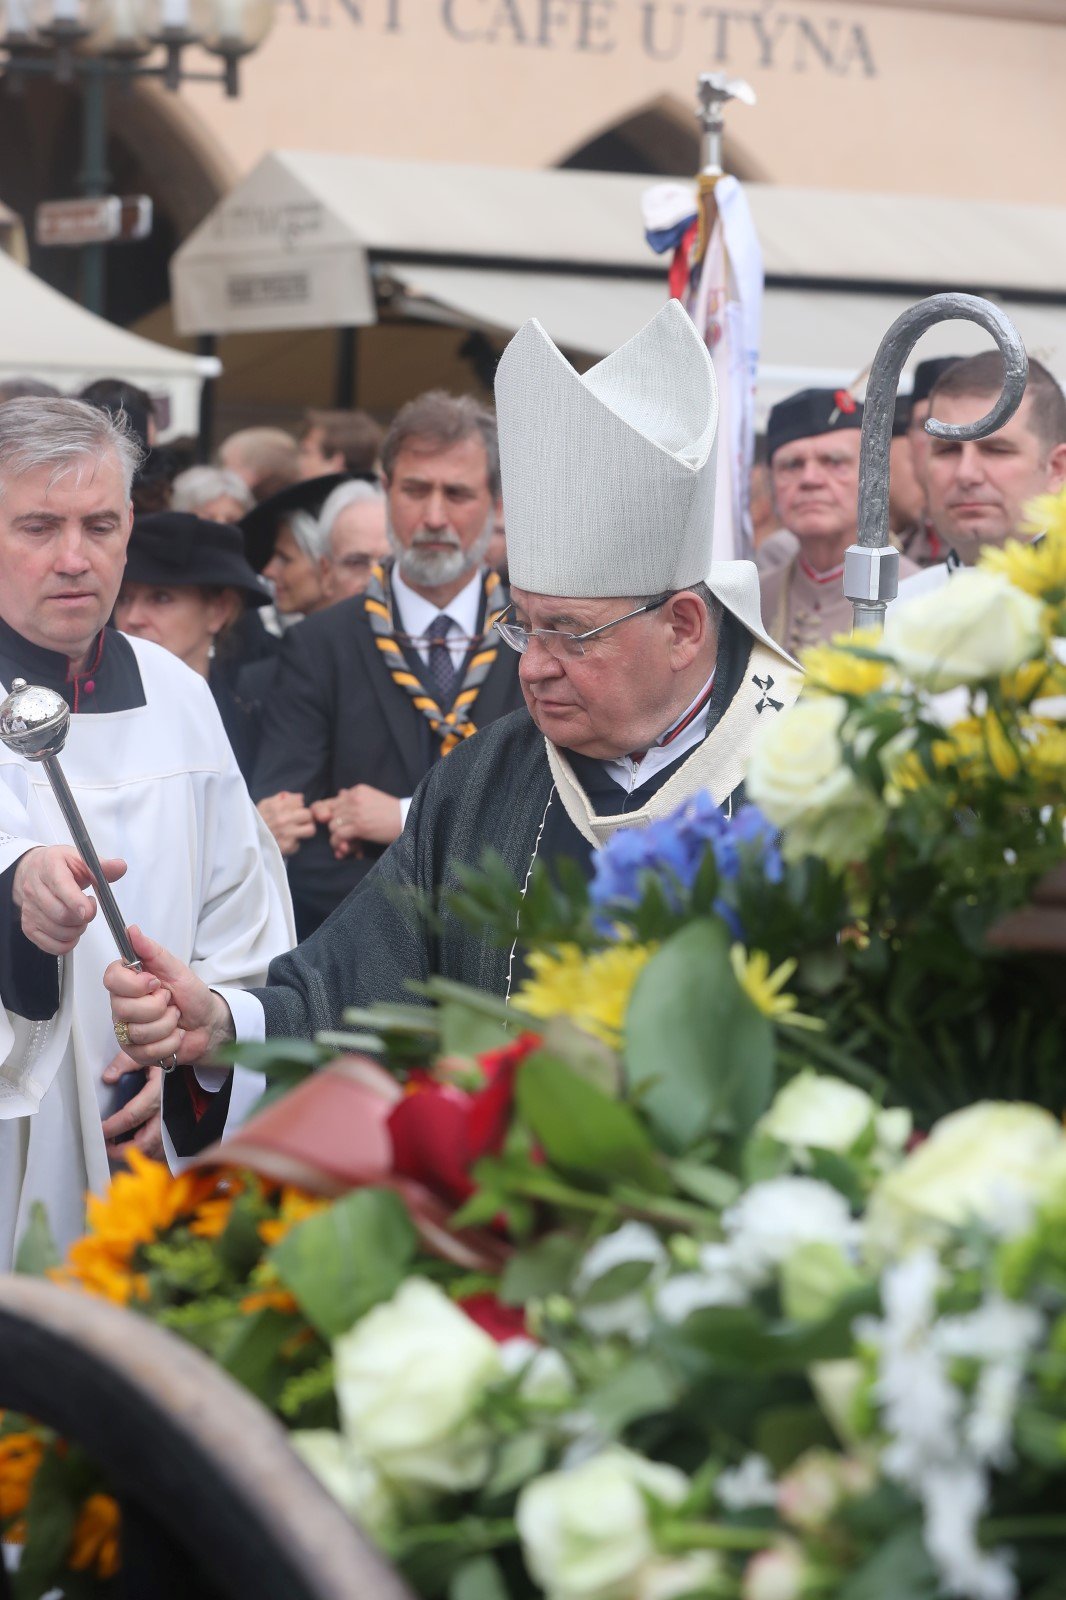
left=0, top=637, right=295, bottom=1267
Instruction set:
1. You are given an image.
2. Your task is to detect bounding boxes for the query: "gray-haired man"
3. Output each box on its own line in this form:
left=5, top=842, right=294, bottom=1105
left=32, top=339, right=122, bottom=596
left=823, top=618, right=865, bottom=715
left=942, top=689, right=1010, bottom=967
left=318, top=479, right=389, bottom=602
left=0, top=398, right=294, bottom=1265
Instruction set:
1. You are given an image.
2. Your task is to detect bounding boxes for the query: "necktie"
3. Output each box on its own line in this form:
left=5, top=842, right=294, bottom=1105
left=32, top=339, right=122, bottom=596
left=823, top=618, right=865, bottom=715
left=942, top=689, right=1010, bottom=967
left=425, top=614, right=457, bottom=706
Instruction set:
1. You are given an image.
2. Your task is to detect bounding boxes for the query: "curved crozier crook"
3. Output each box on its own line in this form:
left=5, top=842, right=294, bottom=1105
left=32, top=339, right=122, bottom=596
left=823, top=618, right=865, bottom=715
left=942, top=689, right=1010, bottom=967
left=846, top=292, right=1028, bottom=632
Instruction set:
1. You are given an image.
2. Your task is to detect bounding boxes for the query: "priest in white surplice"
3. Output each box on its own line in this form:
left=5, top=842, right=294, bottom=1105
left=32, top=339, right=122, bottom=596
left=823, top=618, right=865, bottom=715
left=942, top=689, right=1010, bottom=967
left=0, top=398, right=294, bottom=1266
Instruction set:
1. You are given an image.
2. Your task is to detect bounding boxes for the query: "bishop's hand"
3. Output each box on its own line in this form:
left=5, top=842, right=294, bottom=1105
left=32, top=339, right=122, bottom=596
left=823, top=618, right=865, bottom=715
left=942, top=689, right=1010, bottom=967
left=103, top=925, right=235, bottom=1070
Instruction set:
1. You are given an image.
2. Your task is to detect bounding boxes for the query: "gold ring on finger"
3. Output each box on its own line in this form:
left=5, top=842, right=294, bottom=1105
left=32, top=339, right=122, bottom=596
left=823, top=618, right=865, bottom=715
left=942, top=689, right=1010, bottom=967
left=114, top=1020, right=132, bottom=1050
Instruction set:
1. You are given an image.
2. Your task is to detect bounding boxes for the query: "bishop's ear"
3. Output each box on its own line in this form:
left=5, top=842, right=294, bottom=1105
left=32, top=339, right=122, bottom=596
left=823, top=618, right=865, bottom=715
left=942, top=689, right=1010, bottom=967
left=663, top=589, right=711, bottom=668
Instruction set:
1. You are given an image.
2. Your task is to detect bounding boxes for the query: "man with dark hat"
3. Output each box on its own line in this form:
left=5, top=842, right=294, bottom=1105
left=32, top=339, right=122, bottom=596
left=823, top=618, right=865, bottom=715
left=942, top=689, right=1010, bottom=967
left=249, top=392, right=525, bottom=938
left=759, top=387, right=919, bottom=655
left=114, top=512, right=273, bottom=784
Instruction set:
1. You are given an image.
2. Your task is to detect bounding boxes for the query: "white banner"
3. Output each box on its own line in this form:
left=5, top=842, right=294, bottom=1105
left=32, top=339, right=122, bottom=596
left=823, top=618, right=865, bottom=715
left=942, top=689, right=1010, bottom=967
left=686, top=176, right=764, bottom=562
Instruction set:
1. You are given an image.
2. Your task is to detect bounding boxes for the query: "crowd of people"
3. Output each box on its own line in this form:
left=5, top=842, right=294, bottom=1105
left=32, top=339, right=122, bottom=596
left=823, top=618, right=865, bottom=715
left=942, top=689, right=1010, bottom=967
left=1, top=310, right=1064, bottom=1266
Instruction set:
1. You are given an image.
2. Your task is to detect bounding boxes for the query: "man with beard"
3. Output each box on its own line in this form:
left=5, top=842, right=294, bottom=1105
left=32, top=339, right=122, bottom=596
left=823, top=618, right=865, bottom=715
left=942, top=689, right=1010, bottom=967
left=249, top=391, right=524, bottom=937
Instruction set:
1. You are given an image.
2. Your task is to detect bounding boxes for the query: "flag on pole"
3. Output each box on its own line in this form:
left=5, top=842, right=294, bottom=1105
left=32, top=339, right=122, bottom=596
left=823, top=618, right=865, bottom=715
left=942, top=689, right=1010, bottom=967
left=642, top=175, right=763, bottom=562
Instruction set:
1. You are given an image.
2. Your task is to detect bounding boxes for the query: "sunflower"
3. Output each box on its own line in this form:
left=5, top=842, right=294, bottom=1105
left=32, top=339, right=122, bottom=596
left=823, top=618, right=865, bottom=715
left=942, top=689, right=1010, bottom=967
left=730, top=946, right=823, bottom=1031
left=517, top=941, right=656, bottom=1047
left=68, top=1493, right=121, bottom=1580
left=54, top=1237, right=150, bottom=1306
left=82, top=1150, right=223, bottom=1255
left=800, top=630, right=889, bottom=696
left=257, top=1187, right=332, bottom=1247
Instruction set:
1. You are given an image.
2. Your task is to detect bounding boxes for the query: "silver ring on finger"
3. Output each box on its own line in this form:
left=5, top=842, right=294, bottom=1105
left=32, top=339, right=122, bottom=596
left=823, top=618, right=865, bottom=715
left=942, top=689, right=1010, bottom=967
left=158, top=1054, right=178, bottom=1075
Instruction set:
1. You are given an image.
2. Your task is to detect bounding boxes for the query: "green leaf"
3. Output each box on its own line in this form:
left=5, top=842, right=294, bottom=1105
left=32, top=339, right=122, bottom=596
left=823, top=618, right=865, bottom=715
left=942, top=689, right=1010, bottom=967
left=500, top=1233, right=583, bottom=1306
left=585, top=1354, right=679, bottom=1432
left=515, top=1051, right=666, bottom=1190
left=15, top=1448, right=82, bottom=1600
left=215, top=1307, right=296, bottom=1401
left=449, top=1555, right=511, bottom=1600
left=14, top=1202, right=60, bottom=1277
left=484, top=1434, right=548, bottom=1500
left=837, top=1521, right=938, bottom=1600
left=440, top=997, right=509, bottom=1059
left=270, top=1187, right=416, bottom=1339
left=669, top=1160, right=742, bottom=1210
left=624, top=920, right=775, bottom=1153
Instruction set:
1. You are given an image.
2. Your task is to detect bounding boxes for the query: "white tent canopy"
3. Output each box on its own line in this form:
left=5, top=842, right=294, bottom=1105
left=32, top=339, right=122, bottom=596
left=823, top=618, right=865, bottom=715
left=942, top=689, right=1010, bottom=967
left=171, top=152, right=1066, bottom=419
left=0, top=250, right=218, bottom=437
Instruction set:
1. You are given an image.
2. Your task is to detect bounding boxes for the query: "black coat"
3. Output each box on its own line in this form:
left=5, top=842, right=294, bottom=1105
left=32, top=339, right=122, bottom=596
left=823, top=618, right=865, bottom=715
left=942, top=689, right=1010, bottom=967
left=251, top=584, right=524, bottom=935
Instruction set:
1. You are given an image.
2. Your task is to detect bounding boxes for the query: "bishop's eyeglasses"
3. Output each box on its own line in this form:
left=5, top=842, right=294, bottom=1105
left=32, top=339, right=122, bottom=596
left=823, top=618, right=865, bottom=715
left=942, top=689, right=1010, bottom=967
left=494, top=596, right=668, bottom=660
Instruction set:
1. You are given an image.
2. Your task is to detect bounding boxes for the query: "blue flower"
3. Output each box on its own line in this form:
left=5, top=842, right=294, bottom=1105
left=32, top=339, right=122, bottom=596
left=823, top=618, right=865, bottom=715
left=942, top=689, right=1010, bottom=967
left=589, top=796, right=781, bottom=924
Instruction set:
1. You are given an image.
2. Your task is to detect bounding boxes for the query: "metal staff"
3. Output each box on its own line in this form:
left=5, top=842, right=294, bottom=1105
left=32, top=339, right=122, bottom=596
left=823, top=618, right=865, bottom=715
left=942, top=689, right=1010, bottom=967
left=845, top=292, right=1029, bottom=633
left=0, top=677, right=142, bottom=969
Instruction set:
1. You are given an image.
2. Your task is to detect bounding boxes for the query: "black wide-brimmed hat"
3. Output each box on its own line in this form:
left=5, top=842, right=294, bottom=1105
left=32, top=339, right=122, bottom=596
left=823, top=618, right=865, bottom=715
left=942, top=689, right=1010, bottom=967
left=124, top=513, right=272, bottom=607
left=766, top=387, right=865, bottom=461
left=911, top=356, right=963, bottom=408
left=240, top=473, right=354, bottom=573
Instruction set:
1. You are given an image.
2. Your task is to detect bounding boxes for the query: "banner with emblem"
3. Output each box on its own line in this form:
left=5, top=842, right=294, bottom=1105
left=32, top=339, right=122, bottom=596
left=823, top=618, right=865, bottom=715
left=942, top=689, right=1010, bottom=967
left=642, top=175, right=763, bottom=564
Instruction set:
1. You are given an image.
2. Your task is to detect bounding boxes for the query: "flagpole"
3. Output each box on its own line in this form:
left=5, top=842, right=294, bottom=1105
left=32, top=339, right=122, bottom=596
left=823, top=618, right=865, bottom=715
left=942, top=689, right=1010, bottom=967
left=846, top=293, right=1028, bottom=633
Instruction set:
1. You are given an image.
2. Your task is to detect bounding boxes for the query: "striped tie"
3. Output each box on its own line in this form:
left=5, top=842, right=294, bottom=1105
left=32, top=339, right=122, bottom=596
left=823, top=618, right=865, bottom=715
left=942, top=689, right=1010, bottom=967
left=426, top=614, right=457, bottom=707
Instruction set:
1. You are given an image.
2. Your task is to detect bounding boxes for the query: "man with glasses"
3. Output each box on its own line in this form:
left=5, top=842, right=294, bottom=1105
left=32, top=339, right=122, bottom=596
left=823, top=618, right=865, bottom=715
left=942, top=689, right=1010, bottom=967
left=759, top=388, right=919, bottom=655
left=106, top=304, right=801, bottom=1153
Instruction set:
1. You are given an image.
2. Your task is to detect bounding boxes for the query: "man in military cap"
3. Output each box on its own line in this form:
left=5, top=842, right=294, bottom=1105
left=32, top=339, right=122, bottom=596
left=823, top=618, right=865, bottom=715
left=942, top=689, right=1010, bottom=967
left=759, top=387, right=919, bottom=656
left=105, top=303, right=802, bottom=1151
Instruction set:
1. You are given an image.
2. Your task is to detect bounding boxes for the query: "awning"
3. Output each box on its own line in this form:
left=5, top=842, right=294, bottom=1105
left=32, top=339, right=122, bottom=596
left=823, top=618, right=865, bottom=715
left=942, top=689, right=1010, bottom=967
left=0, top=249, right=219, bottom=437
left=171, top=152, right=1066, bottom=412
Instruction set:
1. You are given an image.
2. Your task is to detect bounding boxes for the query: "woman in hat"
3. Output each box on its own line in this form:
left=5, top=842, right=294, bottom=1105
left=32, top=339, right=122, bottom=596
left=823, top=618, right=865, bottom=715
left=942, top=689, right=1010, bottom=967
left=114, top=512, right=272, bottom=783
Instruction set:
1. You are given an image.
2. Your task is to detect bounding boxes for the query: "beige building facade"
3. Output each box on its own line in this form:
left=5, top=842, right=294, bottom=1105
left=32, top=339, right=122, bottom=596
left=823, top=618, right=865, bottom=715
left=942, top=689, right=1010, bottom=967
left=2, top=0, right=1064, bottom=427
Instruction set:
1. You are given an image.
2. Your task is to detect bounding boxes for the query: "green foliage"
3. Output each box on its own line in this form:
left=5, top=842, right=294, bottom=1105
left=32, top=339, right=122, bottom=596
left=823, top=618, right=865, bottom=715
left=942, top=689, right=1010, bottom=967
left=625, top=920, right=775, bottom=1152
left=270, top=1187, right=417, bottom=1339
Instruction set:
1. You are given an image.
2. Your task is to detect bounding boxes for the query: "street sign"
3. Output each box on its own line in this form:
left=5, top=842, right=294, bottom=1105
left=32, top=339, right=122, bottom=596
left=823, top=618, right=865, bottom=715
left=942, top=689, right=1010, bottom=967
left=35, top=195, right=153, bottom=248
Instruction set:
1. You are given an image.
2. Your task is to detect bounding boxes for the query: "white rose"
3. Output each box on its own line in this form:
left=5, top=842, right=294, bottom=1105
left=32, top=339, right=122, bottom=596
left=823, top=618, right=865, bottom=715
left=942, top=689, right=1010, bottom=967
left=758, top=1072, right=878, bottom=1153
left=289, top=1430, right=395, bottom=1541
left=865, top=1101, right=1066, bottom=1258
left=636, top=1554, right=724, bottom=1600
left=885, top=568, right=1045, bottom=692
left=747, top=696, right=884, bottom=870
left=333, top=1278, right=504, bottom=1493
left=574, top=1222, right=668, bottom=1341
left=516, top=1447, right=688, bottom=1600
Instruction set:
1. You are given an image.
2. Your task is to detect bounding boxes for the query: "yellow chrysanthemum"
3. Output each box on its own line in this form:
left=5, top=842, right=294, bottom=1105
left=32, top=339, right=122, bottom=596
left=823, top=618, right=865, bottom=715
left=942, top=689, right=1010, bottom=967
left=997, top=657, right=1066, bottom=705
left=1020, top=486, right=1066, bottom=543
left=932, top=714, right=1023, bottom=782
left=257, top=1187, right=332, bottom=1247
left=980, top=521, right=1066, bottom=601
left=0, top=1431, right=45, bottom=1535
left=729, top=946, right=823, bottom=1031
left=800, top=629, right=889, bottom=696
left=68, top=1493, right=121, bottom=1580
left=1027, top=721, right=1066, bottom=784
left=517, top=942, right=656, bottom=1047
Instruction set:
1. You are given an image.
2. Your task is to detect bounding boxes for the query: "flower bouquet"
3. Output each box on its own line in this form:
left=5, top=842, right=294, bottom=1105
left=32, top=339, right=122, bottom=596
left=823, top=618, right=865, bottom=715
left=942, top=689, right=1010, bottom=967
left=8, top=499, right=1066, bottom=1599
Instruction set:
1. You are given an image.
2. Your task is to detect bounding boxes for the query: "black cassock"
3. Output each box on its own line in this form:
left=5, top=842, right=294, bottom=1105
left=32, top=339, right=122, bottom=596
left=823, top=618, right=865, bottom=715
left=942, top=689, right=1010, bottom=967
left=163, top=614, right=802, bottom=1156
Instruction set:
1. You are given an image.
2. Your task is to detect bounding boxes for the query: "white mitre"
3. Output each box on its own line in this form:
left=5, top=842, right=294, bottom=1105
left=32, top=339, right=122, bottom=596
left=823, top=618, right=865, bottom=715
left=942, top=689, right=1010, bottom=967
left=495, top=300, right=793, bottom=664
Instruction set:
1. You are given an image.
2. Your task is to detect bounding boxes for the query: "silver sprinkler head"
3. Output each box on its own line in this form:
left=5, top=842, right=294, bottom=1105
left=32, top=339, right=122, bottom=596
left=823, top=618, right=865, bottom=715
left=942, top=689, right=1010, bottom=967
left=0, top=678, right=71, bottom=762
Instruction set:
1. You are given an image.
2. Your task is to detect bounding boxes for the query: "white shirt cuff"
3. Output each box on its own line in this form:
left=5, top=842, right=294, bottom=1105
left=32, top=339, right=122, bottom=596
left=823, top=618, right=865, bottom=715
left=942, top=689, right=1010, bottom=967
left=191, top=985, right=266, bottom=1092
left=399, top=796, right=413, bottom=827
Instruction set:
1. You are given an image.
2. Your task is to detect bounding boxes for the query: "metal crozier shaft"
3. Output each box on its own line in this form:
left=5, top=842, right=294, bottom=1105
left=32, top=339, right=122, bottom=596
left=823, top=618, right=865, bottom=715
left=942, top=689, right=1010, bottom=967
left=0, top=677, right=142, bottom=970
left=846, top=292, right=1029, bottom=633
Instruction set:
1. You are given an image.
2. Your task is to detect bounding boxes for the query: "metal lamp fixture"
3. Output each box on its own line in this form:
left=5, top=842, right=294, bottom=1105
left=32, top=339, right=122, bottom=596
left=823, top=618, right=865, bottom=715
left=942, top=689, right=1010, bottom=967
left=1, top=0, right=276, bottom=90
